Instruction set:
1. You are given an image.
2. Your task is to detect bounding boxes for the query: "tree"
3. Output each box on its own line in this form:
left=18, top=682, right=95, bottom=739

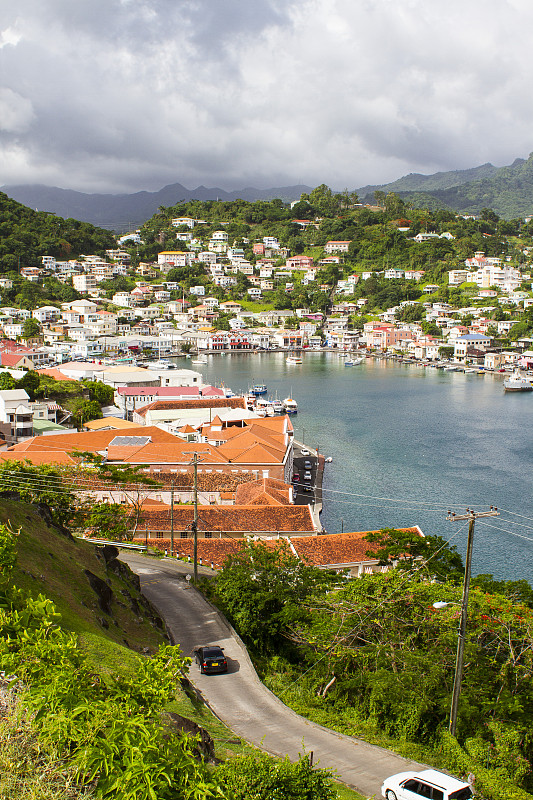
left=0, top=372, right=16, bottom=390
left=214, top=540, right=331, bottom=652
left=83, top=501, right=131, bottom=541
left=71, top=399, right=103, bottom=428
left=82, top=379, right=115, bottom=406
left=76, top=453, right=161, bottom=537
left=308, top=185, right=340, bottom=217
left=216, top=752, right=336, bottom=800
left=439, top=346, right=455, bottom=359
left=290, top=571, right=533, bottom=770
left=0, top=460, right=78, bottom=526
left=15, top=370, right=41, bottom=400
left=22, top=317, right=41, bottom=339
left=364, top=527, right=464, bottom=582
left=395, top=304, right=425, bottom=323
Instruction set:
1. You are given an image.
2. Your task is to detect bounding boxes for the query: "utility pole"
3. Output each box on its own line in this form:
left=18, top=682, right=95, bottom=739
left=170, top=480, right=174, bottom=557
left=446, top=506, right=499, bottom=736
left=192, top=453, right=198, bottom=581
left=183, top=451, right=203, bottom=581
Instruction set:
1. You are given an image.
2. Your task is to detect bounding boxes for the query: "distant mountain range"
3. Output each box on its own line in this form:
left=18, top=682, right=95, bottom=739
left=357, top=154, right=533, bottom=219
left=3, top=152, right=533, bottom=228
left=0, top=182, right=314, bottom=231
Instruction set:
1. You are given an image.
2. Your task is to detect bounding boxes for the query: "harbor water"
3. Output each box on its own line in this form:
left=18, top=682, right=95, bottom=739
left=186, top=352, right=533, bottom=582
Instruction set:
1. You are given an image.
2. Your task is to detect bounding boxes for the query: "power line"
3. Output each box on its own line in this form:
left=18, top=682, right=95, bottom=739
left=319, top=485, right=489, bottom=511
left=475, top=518, right=533, bottom=544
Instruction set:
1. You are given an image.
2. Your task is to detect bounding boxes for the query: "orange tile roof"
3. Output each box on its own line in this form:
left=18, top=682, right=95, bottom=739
left=150, top=537, right=289, bottom=568
left=292, top=528, right=423, bottom=566
left=235, top=478, right=291, bottom=506
left=136, top=397, right=246, bottom=416
left=137, top=504, right=315, bottom=534
left=37, top=368, right=77, bottom=381
left=143, top=528, right=422, bottom=569
left=7, top=425, right=178, bottom=455
left=83, top=417, right=139, bottom=431
left=121, top=442, right=228, bottom=464
left=0, top=450, right=77, bottom=466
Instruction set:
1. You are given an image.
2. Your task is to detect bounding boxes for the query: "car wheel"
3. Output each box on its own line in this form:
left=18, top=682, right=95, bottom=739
left=386, top=791, right=397, bottom=800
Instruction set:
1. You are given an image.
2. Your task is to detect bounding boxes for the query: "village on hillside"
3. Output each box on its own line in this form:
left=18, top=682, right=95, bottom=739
left=2, top=192, right=533, bottom=568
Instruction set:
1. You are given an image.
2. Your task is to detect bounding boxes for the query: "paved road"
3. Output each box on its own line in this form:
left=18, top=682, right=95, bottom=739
left=121, top=553, right=427, bottom=798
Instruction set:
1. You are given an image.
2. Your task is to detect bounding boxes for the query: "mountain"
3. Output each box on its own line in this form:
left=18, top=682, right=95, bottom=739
left=357, top=161, right=501, bottom=198
left=359, top=155, right=533, bottom=219
left=0, top=182, right=313, bottom=231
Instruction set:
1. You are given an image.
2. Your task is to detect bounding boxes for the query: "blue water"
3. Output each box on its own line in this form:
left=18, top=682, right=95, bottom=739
left=189, top=352, right=533, bottom=582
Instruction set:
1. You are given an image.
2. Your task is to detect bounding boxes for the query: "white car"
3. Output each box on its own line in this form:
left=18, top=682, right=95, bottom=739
left=300, top=448, right=310, bottom=456
left=381, top=769, right=472, bottom=800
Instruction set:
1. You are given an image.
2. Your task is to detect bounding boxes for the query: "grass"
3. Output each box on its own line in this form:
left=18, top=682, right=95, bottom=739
left=0, top=704, right=94, bottom=800
left=261, top=666, right=445, bottom=772
left=3, top=500, right=165, bottom=673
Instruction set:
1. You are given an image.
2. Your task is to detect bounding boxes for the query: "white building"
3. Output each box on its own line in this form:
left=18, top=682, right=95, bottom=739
left=0, top=389, right=33, bottom=443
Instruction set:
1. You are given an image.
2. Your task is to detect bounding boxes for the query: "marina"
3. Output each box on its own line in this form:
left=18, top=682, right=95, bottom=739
left=187, top=351, right=533, bottom=582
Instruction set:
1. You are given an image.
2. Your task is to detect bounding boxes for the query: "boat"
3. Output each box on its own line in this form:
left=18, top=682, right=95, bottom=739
left=271, top=398, right=284, bottom=413
left=256, top=397, right=275, bottom=415
left=251, top=384, right=267, bottom=395
left=244, top=392, right=256, bottom=410
left=344, top=359, right=354, bottom=367
left=503, top=370, right=533, bottom=392
left=282, top=396, right=298, bottom=414
left=286, top=356, right=303, bottom=364
left=191, top=356, right=208, bottom=365
left=145, top=359, right=176, bottom=370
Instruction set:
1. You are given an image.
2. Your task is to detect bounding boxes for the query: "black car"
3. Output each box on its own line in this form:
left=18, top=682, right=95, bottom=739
left=193, top=645, right=228, bottom=674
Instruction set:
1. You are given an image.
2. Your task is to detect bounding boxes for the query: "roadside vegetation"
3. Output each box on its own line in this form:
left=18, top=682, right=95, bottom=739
left=201, top=535, right=533, bottom=800
left=0, top=479, right=355, bottom=799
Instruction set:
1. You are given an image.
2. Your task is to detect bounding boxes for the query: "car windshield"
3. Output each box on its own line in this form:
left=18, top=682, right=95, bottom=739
left=203, top=648, right=223, bottom=659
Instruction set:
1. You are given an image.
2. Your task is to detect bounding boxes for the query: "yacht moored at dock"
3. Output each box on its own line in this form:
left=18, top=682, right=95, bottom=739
left=503, top=370, right=533, bottom=392
left=282, top=396, right=298, bottom=413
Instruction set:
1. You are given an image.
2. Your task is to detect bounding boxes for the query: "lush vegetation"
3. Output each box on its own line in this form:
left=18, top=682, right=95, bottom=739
left=205, top=536, right=533, bottom=800
left=0, top=191, right=115, bottom=275
left=0, top=487, right=346, bottom=800
left=119, top=187, right=533, bottom=324
left=359, top=152, right=533, bottom=219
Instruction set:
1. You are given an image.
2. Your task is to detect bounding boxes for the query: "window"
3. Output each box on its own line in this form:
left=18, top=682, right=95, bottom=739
left=204, top=531, right=212, bottom=539
left=180, top=531, right=188, bottom=539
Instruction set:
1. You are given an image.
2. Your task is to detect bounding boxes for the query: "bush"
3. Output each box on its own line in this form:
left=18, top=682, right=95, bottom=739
left=216, top=751, right=337, bottom=800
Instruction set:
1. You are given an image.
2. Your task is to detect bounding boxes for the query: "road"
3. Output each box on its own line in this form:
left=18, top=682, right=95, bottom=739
left=121, top=552, right=427, bottom=798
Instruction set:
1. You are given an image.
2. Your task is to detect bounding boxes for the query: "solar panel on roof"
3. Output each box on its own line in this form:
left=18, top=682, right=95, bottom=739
left=109, top=436, right=151, bottom=448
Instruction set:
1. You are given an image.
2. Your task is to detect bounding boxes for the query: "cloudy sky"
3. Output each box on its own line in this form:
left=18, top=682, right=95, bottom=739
left=1, top=0, right=532, bottom=194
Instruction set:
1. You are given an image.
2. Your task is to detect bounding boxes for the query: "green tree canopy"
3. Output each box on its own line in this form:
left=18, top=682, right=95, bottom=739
left=213, top=540, right=331, bottom=653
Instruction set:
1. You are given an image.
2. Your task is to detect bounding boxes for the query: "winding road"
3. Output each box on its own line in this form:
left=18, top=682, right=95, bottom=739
left=121, top=552, right=427, bottom=798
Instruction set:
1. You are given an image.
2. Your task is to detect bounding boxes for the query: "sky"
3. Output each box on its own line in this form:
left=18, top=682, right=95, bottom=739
left=1, top=0, right=533, bottom=195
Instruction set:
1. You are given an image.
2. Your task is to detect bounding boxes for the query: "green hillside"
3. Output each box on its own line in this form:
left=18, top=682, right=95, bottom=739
left=358, top=160, right=501, bottom=198
left=361, top=154, right=533, bottom=219
left=0, top=191, right=116, bottom=274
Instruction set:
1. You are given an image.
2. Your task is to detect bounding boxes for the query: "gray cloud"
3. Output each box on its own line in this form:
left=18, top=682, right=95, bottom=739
left=1, top=0, right=533, bottom=193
